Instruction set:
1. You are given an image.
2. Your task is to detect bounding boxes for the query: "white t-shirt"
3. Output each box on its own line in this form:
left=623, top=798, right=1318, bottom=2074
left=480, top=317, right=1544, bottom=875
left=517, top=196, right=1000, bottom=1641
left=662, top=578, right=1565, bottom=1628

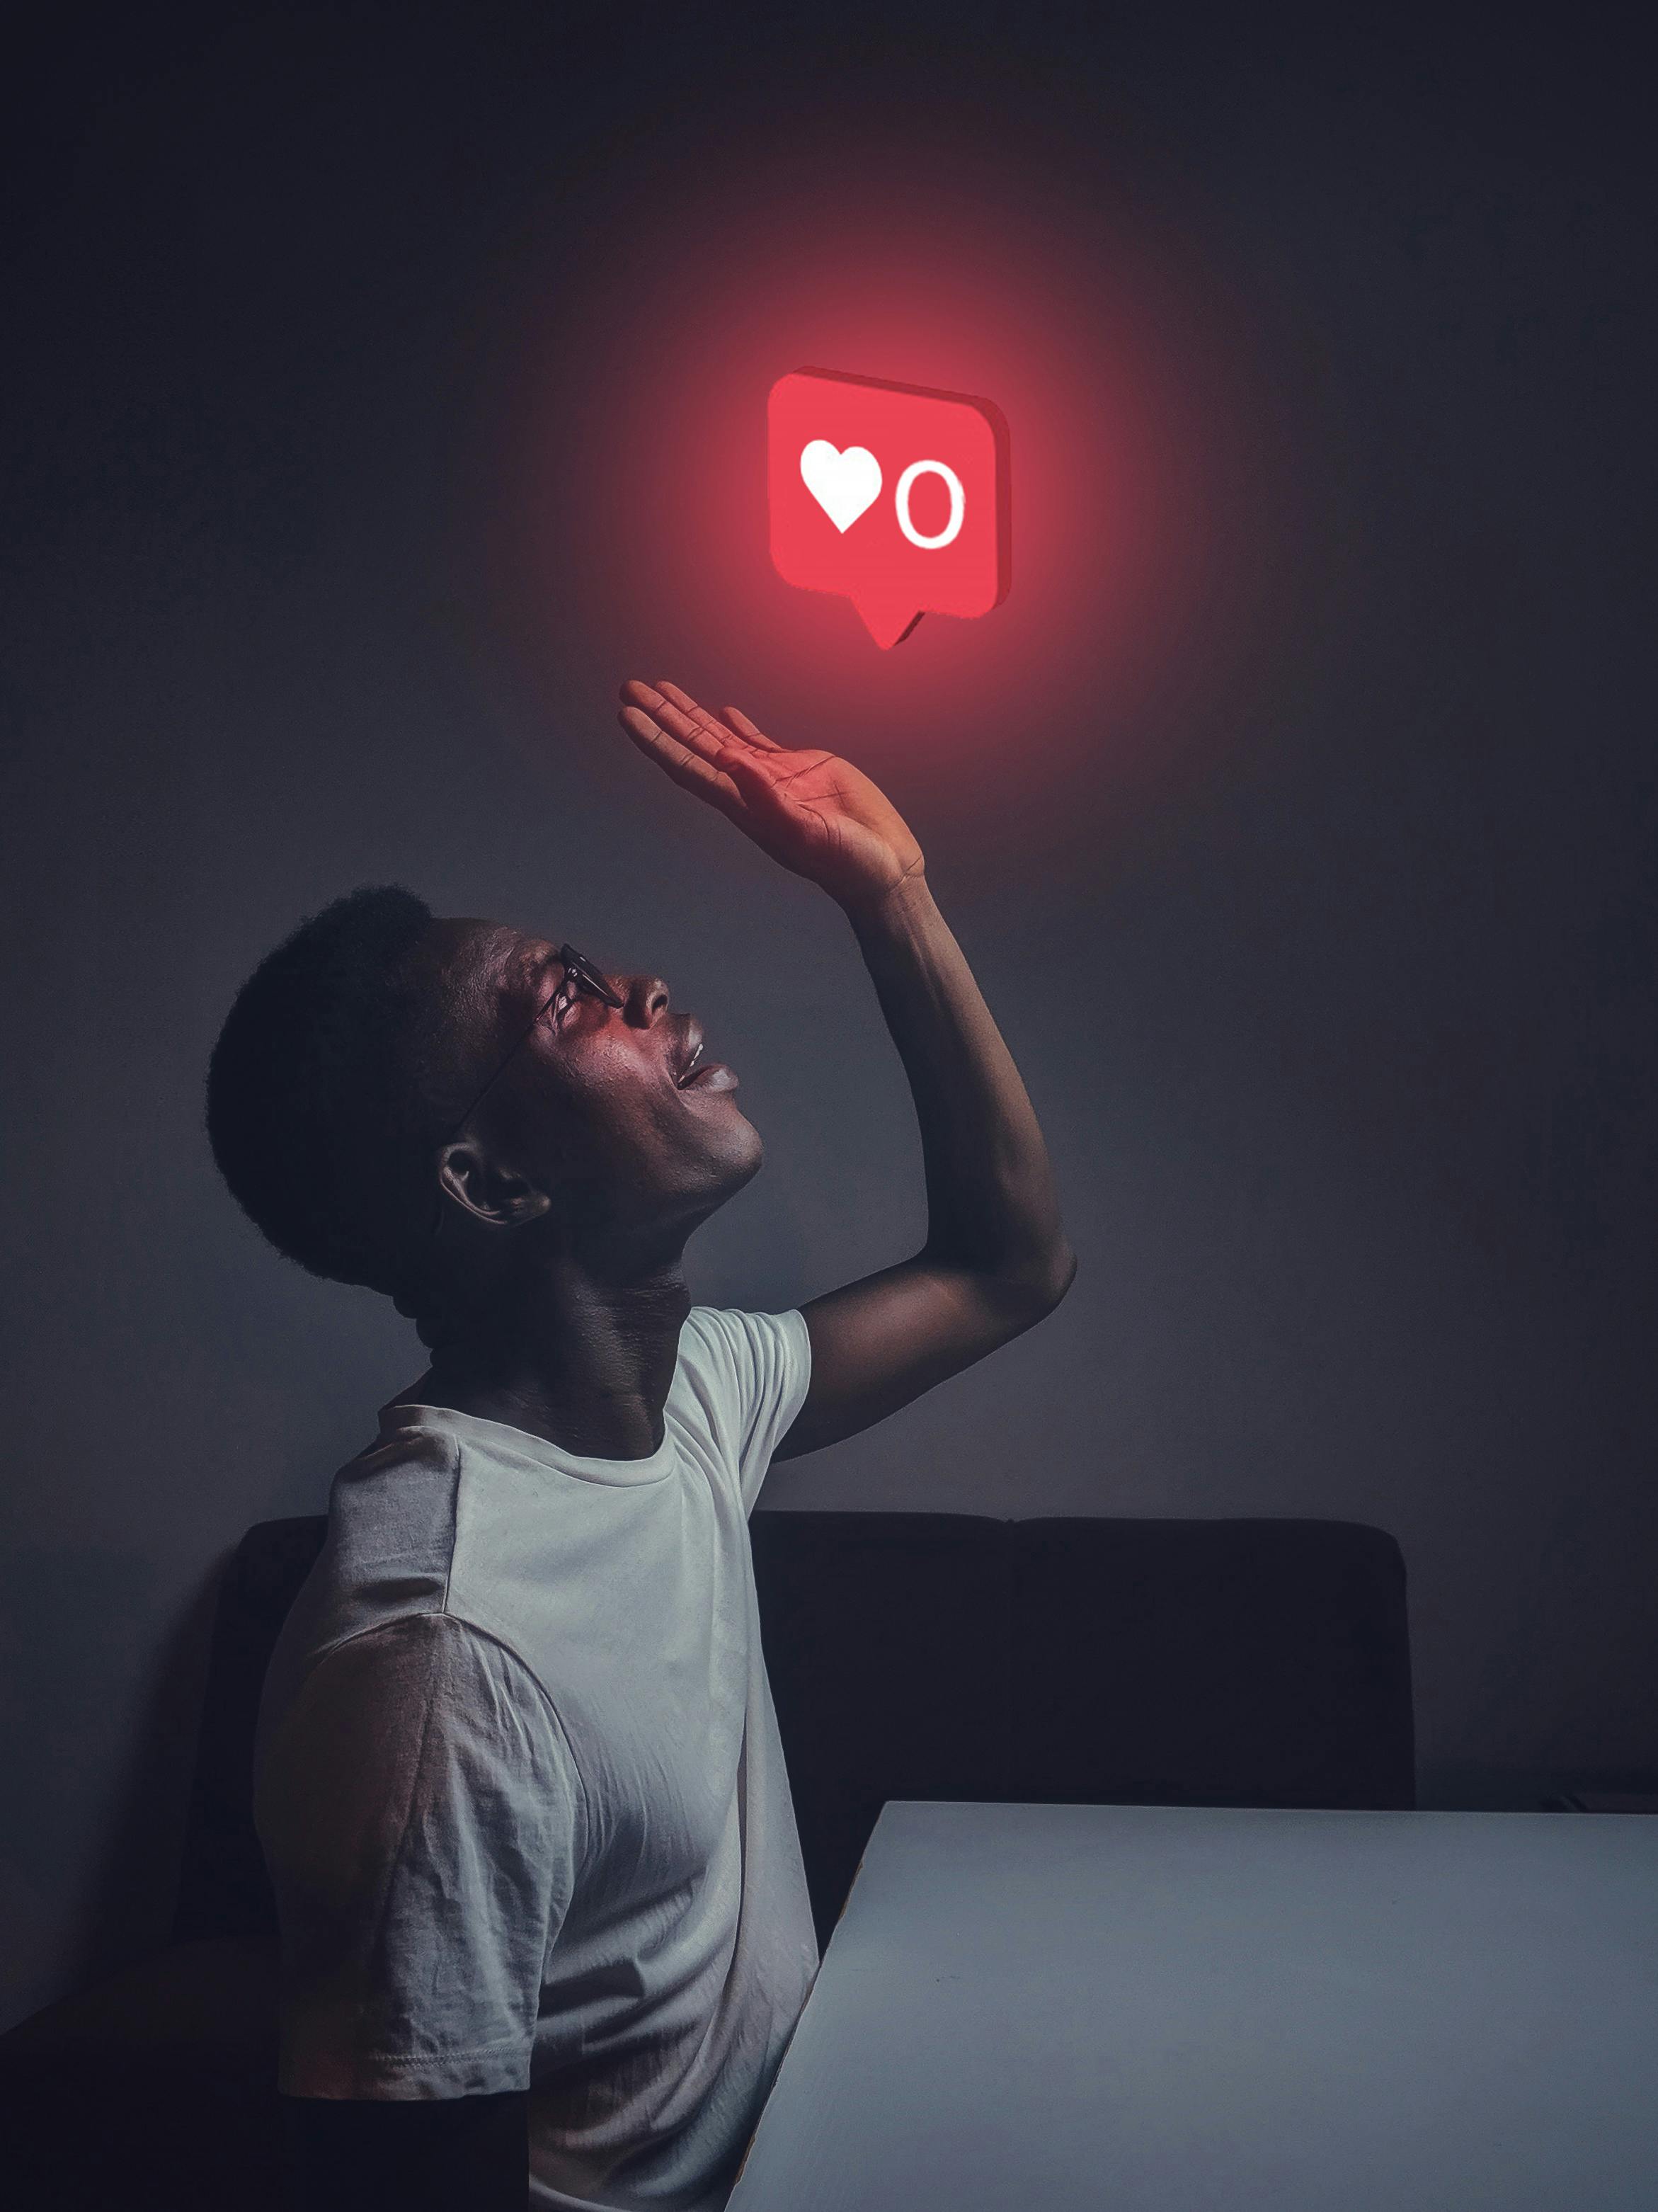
left=253, top=1305, right=819, bottom=2212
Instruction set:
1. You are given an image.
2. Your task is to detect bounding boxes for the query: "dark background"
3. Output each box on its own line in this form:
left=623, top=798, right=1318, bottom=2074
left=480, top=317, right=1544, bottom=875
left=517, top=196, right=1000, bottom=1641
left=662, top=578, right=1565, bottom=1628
left=2, top=1, right=1653, bottom=2031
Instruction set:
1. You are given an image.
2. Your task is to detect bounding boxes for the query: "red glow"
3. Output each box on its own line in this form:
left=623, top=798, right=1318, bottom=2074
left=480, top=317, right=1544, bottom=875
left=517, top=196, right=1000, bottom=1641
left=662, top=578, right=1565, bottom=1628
left=769, top=368, right=1010, bottom=649
left=476, top=125, right=1283, bottom=858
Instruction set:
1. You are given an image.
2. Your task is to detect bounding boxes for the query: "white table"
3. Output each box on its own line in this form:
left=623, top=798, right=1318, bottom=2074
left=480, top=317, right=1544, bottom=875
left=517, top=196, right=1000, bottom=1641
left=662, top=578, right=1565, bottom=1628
left=729, top=1800, right=1658, bottom=2211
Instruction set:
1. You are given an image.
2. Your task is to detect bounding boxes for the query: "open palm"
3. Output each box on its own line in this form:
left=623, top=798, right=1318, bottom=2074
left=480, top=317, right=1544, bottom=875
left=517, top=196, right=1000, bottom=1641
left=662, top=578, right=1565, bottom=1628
left=617, top=679, right=925, bottom=908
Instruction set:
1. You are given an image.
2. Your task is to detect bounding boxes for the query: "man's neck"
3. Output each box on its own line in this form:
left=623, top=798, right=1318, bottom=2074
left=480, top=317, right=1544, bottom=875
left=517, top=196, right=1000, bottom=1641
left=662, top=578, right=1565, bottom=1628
left=391, top=1258, right=693, bottom=1462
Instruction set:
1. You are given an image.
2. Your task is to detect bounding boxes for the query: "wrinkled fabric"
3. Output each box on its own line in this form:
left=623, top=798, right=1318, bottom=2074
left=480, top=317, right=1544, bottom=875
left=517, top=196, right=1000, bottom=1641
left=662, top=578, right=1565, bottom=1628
left=255, top=1306, right=818, bottom=2211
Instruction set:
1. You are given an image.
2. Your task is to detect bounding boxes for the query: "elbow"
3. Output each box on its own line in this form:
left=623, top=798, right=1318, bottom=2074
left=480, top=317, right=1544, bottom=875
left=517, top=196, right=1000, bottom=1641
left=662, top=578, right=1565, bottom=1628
left=995, top=1240, right=1077, bottom=1329
left=927, top=1236, right=1078, bottom=1333
left=1037, top=1240, right=1079, bottom=1313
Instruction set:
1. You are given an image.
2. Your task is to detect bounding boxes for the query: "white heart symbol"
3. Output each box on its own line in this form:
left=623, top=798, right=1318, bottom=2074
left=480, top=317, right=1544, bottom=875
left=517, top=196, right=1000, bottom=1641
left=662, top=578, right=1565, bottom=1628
left=799, top=440, right=883, bottom=532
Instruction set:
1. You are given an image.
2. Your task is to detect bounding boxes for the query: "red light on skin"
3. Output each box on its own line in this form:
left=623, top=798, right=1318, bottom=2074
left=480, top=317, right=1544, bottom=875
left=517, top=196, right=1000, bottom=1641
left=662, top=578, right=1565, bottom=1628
left=768, top=367, right=1011, bottom=649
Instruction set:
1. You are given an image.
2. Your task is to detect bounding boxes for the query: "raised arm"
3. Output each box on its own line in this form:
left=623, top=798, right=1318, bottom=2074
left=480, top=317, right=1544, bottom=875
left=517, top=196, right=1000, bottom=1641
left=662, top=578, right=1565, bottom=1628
left=617, top=679, right=1075, bottom=1459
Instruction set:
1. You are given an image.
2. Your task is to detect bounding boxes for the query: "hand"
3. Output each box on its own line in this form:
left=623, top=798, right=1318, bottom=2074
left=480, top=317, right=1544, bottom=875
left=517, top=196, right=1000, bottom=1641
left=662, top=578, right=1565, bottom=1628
left=617, top=679, right=925, bottom=911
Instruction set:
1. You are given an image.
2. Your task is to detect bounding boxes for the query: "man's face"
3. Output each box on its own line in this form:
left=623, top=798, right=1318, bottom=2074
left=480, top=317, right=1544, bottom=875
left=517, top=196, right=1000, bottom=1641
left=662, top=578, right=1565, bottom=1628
left=421, top=917, right=762, bottom=1252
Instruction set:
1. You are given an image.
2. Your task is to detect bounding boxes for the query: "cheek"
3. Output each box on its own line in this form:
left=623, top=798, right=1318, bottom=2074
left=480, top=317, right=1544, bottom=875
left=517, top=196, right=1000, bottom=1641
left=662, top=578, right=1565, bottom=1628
left=581, top=1071, right=753, bottom=1191
left=554, top=1054, right=679, bottom=1173
left=542, top=1034, right=746, bottom=1190
left=493, top=1060, right=616, bottom=1183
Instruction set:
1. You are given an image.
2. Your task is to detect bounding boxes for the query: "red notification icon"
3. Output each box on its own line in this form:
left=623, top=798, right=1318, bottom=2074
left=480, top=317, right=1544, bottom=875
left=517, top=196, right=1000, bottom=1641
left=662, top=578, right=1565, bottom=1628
left=767, top=368, right=1011, bottom=648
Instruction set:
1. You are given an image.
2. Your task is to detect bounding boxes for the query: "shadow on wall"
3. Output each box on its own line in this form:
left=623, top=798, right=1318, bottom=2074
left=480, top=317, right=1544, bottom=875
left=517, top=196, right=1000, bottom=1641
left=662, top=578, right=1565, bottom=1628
left=0, top=1546, right=224, bottom=2026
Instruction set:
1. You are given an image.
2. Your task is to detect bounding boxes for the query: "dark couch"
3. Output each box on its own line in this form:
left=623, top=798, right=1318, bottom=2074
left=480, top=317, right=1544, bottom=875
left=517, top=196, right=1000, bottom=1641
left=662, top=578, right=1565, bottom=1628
left=3, top=1510, right=1414, bottom=2208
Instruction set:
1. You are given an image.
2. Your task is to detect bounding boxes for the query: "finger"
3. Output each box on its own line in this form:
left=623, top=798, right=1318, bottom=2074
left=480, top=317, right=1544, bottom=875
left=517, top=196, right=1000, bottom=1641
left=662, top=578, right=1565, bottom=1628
left=617, top=707, right=746, bottom=818
left=619, top=677, right=670, bottom=713
left=716, top=705, right=783, bottom=751
left=653, top=678, right=711, bottom=719
left=623, top=680, right=729, bottom=756
left=617, top=701, right=726, bottom=774
left=709, top=740, right=796, bottom=814
left=617, top=708, right=746, bottom=819
left=653, top=678, right=773, bottom=758
left=634, top=675, right=781, bottom=758
left=627, top=691, right=736, bottom=768
left=656, top=680, right=747, bottom=753
left=650, top=678, right=781, bottom=756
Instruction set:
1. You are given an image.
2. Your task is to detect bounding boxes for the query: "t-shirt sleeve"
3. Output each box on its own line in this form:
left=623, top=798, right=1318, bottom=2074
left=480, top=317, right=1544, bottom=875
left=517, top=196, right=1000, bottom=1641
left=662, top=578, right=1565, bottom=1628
left=254, top=1610, right=583, bottom=2100
left=680, top=1306, right=813, bottom=1514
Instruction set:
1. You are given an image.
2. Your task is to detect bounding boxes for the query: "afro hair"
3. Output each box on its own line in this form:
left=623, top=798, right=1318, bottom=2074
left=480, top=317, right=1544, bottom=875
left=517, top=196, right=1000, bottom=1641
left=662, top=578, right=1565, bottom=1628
left=205, top=884, right=450, bottom=1299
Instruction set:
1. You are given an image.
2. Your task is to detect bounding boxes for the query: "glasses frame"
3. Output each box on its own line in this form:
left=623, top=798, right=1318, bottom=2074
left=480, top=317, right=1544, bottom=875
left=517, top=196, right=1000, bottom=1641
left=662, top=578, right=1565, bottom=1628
left=428, top=943, right=624, bottom=1241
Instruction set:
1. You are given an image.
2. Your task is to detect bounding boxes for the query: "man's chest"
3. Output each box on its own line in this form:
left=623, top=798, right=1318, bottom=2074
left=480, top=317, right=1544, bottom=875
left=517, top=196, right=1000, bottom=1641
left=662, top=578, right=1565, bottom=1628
left=467, top=1475, right=757, bottom=1894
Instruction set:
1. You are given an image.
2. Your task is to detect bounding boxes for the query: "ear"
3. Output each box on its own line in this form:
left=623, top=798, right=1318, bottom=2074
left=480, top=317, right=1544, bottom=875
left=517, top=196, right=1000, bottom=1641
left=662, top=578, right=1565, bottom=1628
left=435, top=1139, right=552, bottom=1231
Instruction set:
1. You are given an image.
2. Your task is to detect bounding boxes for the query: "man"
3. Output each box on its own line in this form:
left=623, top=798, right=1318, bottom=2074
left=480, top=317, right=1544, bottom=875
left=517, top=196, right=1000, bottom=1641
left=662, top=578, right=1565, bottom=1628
left=206, top=678, right=1075, bottom=2211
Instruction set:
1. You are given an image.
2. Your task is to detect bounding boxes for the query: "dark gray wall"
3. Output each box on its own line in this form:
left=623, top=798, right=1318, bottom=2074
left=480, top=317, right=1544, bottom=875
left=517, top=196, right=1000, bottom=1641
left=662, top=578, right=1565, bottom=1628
left=4, top=6, right=1654, bottom=2031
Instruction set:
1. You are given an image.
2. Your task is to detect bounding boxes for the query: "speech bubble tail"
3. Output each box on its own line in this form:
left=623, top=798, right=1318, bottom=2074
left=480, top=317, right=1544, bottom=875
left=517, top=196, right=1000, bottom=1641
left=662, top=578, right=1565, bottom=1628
left=854, top=602, right=925, bottom=649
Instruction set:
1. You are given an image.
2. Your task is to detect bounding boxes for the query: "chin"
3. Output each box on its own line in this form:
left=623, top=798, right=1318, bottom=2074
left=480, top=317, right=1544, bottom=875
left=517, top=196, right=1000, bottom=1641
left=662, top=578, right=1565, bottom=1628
left=663, top=1127, right=762, bottom=1248
left=709, top=1112, right=764, bottom=1197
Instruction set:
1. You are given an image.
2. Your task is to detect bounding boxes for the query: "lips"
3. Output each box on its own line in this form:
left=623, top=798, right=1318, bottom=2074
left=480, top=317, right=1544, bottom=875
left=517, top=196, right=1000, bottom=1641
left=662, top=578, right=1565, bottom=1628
left=681, top=1060, right=738, bottom=1092
left=673, top=1017, right=738, bottom=1092
left=673, top=1021, right=705, bottom=1088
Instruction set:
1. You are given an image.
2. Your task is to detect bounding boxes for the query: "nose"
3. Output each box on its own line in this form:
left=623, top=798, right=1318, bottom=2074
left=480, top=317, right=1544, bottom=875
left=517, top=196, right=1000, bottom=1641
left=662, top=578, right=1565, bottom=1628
left=622, top=973, right=670, bottom=1027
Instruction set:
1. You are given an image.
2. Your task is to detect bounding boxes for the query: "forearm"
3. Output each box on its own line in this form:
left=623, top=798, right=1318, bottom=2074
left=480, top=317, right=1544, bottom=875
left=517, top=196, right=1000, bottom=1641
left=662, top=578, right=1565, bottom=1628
left=844, top=873, right=1073, bottom=1300
left=282, top=2090, right=527, bottom=2212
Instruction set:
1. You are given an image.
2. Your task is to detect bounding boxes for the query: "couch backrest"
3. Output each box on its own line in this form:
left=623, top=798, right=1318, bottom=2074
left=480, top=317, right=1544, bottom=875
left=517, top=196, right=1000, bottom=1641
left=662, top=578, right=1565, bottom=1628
left=175, top=1510, right=1414, bottom=1951
left=750, top=1512, right=1414, bottom=1944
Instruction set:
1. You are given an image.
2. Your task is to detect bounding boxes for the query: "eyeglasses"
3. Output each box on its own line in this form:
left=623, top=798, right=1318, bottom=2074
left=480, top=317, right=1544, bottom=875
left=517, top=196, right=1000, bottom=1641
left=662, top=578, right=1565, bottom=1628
left=428, top=944, right=624, bottom=1240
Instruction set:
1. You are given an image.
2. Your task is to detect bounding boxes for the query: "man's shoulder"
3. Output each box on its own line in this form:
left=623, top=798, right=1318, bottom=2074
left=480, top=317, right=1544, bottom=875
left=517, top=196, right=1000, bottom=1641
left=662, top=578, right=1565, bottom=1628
left=254, top=1607, right=587, bottom=1898
left=672, top=1307, right=813, bottom=1512
left=676, top=1305, right=808, bottom=1399
left=284, top=1425, right=462, bottom=1640
left=257, top=1422, right=473, bottom=1767
left=258, top=1605, right=568, bottom=1800
left=292, top=1607, right=548, bottom=1711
